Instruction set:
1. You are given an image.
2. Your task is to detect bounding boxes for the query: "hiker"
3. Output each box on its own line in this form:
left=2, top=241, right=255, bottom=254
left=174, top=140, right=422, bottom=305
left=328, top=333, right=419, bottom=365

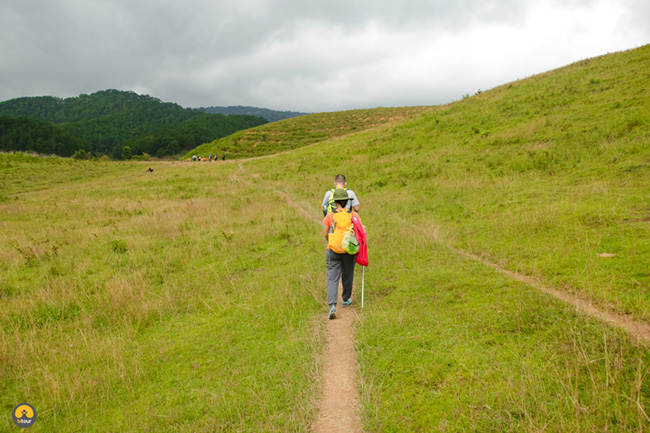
left=222, top=153, right=226, bottom=161
left=323, top=188, right=364, bottom=320
left=322, top=174, right=360, bottom=216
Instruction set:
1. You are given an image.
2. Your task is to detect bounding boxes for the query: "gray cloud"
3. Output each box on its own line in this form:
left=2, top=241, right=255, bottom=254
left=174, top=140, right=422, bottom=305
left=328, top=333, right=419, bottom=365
left=1, top=0, right=648, bottom=112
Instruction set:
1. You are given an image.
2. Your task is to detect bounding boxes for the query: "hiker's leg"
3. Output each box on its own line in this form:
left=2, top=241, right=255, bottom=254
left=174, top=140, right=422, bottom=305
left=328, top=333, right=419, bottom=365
left=326, top=250, right=343, bottom=305
left=340, top=254, right=356, bottom=301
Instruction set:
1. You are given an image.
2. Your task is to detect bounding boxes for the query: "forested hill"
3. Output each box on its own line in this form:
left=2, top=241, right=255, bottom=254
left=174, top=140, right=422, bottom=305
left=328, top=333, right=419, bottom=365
left=200, top=105, right=308, bottom=122
left=0, top=90, right=267, bottom=158
left=0, top=116, right=88, bottom=157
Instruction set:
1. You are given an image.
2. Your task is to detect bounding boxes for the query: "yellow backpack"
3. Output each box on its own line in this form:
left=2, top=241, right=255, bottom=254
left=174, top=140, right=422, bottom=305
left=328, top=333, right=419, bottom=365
left=328, top=208, right=354, bottom=254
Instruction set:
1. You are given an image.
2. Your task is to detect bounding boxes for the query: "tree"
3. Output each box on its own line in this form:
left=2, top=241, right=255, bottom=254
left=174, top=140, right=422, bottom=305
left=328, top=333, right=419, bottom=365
left=121, top=146, right=132, bottom=160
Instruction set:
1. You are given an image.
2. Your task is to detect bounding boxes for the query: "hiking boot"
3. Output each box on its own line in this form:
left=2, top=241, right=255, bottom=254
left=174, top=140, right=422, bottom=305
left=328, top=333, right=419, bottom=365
left=328, top=305, right=337, bottom=320
left=342, top=299, right=353, bottom=307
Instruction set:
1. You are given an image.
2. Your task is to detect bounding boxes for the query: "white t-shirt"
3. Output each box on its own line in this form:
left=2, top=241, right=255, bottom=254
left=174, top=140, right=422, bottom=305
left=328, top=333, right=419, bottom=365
left=322, top=189, right=360, bottom=213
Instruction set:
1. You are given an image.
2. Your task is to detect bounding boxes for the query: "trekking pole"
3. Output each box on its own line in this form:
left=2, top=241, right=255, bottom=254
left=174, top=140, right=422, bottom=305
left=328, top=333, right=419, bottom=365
left=361, top=267, right=365, bottom=308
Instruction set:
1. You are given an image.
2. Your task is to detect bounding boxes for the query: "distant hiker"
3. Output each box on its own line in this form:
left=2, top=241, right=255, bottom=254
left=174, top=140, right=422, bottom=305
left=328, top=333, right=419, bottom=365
left=322, top=174, right=360, bottom=216
left=146, top=167, right=153, bottom=173
left=322, top=188, right=365, bottom=320
left=222, top=153, right=226, bottom=161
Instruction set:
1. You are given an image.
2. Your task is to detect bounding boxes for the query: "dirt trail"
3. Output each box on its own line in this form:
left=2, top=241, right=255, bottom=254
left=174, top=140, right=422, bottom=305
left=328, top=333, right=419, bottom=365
left=232, top=160, right=363, bottom=432
left=278, top=187, right=364, bottom=432
left=311, top=288, right=364, bottom=433
left=455, top=248, right=650, bottom=344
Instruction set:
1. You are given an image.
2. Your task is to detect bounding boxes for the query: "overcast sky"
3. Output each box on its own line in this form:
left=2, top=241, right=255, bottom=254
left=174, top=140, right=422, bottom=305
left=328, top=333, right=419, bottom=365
left=1, top=0, right=648, bottom=112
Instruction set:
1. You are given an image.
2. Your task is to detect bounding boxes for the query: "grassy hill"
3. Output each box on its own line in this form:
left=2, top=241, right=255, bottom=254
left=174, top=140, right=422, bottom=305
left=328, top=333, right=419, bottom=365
left=185, top=105, right=433, bottom=159
left=1, top=44, right=649, bottom=432
left=249, top=44, right=650, bottom=431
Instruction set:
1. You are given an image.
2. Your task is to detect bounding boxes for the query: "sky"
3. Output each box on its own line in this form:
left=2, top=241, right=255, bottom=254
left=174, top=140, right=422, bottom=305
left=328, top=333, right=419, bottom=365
left=1, top=0, right=648, bottom=113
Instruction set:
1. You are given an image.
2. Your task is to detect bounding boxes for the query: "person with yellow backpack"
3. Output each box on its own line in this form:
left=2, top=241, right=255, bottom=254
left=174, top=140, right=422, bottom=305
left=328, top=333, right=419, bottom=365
left=322, top=188, right=363, bottom=320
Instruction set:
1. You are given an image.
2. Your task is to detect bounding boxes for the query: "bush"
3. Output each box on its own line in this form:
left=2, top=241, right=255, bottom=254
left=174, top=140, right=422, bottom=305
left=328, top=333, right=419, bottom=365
left=71, top=149, right=89, bottom=160
left=110, top=239, right=127, bottom=254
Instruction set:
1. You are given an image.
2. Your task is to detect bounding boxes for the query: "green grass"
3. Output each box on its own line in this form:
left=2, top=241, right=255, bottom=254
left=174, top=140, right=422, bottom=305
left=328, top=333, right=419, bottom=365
left=0, top=152, right=145, bottom=196
left=1, top=159, right=326, bottom=432
left=354, top=216, right=650, bottom=432
left=2, top=43, right=650, bottom=432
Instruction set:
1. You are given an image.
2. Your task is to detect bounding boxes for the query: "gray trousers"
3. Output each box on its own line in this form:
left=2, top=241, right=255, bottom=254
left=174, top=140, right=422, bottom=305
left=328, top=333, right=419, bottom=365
left=326, top=249, right=356, bottom=306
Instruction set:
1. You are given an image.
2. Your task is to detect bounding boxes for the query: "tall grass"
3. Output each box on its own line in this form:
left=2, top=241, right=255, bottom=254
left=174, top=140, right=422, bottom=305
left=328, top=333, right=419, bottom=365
left=1, top=158, right=326, bottom=432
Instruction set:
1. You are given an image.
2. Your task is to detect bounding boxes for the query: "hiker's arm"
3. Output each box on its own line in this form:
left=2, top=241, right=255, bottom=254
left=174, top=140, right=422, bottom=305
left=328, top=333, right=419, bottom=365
left=323, top=223, right=330, bottom=241
left=352, top=204, right=359, bottom=212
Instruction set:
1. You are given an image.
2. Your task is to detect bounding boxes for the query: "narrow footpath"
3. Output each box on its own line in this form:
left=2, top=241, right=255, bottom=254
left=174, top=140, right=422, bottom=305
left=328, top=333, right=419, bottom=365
left=278, top=188, right=364, bottom=432
left=455, top=248, right=650, bottom=344
left=311, top=286, right=363, bottom=433
left=232, top=161, right=364, bottom=432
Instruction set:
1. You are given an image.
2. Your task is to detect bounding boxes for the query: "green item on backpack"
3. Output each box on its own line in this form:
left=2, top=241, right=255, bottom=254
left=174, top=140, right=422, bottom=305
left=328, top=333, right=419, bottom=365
left=341, top=226, right=360, bottom=254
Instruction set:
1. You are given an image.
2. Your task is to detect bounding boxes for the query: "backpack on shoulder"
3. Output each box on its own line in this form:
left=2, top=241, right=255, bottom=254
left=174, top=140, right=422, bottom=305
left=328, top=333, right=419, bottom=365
left=328, top=208, right=359, bottom=254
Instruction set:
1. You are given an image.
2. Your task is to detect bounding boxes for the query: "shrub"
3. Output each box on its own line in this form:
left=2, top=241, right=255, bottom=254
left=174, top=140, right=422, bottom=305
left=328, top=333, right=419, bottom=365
left=110, top=239, right=127, bottom=254
left=71, top=149, right=89, bottom=160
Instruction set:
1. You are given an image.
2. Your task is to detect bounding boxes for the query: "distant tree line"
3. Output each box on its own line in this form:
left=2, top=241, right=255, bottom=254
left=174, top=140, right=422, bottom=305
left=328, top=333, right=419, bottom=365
left=0, top=116, right=89, bottom=157
left=200, top=105, right=308, bottom=123
left=0, top=90, right=268, bottom=159
left=125, top=113, right=267, bottom=158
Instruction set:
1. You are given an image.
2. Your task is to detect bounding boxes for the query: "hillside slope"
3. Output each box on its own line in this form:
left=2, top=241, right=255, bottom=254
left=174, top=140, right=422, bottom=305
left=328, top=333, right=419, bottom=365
left=243, top=43, right=650, bottom=431
left=186, top=105, right=433, bottom=159
left=258, top=43, right=650, bottom=318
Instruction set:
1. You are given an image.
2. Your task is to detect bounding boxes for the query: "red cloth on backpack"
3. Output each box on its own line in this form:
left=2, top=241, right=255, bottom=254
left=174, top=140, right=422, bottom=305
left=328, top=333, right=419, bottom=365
left=351, top=215, right=368, bottom=266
